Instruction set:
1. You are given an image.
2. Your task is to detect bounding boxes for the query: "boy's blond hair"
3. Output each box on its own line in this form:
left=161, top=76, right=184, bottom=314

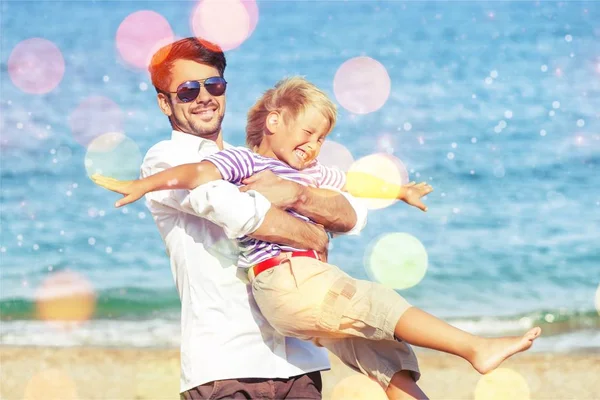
left=246, top=76, right=337, bottom=150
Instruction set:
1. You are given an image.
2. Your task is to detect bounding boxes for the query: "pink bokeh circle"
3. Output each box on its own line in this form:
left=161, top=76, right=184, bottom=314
left=8, top=38, right=65, bottom=94
left=116, top=10, right=175, bottom=69
left=317, top=140, right=355, bottom=172
left=334, top=56, right=391, bottom=114
left=68, top=96, right=123, bottom=147
left=191, top=0, right=259, bottom=52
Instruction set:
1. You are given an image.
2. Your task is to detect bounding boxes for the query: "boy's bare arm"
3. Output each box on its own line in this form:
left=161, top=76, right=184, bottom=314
left=344, top=171, right=432, bottom=211
left=92, top=161, right=222, bottom=207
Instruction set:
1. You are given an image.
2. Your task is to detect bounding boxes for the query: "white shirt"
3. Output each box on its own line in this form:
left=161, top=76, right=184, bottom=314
left=142, top=130, right=368, bottom=393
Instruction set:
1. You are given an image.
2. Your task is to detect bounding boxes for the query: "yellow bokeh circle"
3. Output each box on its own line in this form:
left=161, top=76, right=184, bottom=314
left=331, top=374, right=388, bottom=400
left=35, top=270, right=96, bottom=323
left=348, top=153, right=408, bottom=210
left=474, top=368, right=530, bottom=400
left=24, top=369, right=78, bottom=400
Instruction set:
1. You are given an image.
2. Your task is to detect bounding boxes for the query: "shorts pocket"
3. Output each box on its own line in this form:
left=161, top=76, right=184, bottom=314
left=316, top=276, right=357, bottom=332
left=206, top=380, right=221, bottom=400
left=182, top=380, right=221, bottom=400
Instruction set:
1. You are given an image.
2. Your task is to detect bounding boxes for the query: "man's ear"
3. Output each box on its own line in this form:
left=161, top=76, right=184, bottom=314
left=157, top=93, right=173, bottom=117
left=265, top=111, right=279, bottom=134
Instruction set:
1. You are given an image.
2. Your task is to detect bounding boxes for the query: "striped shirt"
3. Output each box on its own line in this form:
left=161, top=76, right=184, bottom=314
left=204, top=146, right=346, bottom=267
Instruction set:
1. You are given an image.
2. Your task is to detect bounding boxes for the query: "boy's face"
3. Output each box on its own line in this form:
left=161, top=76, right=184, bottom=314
left=157, top=59, right=226, bottom=141
left=267, top=106, right=330, bottom=170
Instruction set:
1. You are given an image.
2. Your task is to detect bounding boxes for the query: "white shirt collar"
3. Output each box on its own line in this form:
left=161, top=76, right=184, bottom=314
left=170, top=130, right=233, bottom=154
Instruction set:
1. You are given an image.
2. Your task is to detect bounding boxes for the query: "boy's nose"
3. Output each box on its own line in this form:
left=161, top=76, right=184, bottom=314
left=304, top=143, right=316, bottom=154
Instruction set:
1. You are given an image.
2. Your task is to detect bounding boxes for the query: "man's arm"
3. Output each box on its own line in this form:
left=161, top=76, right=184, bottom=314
left=291, top=186, right=357, bottom=233
left=250, top=207, right=329, bottom=258
left=240, top=170, right=366, bottom=234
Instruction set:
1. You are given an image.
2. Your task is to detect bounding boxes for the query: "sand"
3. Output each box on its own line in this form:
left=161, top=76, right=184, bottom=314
left=1, top=346, right=599, bottom=399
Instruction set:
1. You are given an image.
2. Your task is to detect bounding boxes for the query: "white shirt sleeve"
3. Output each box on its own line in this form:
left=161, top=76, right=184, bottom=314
left=335, top=190, right=368, bottom=236
left=315, top=186, right=367, bottom=238
left=185, top=181, right=271, bottom=239
left=141, top=143, right=271, bottom=239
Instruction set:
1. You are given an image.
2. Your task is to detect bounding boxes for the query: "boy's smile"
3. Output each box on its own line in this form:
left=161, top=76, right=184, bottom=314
left=294, top=148, right=311, bottom=162
left=261, top=106, right=331, bottom=170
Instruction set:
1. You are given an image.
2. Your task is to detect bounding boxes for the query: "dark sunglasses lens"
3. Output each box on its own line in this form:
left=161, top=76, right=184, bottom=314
left=204, top=78, right=227, bottom=96
left=177, top=81, right=200, bottom=102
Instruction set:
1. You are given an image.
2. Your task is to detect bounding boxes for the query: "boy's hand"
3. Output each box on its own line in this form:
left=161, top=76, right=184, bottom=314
left=91, top=174, right=146, bottom=208
left=401, top=181, right=433, bottom=212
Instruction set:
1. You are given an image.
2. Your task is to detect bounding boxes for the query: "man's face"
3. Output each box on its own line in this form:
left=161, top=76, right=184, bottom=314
left=158, top=59, right=226, bottom=140
left=267, top=106, right=330, bottom=170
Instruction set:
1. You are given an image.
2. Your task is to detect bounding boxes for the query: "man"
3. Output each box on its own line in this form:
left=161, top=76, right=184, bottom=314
left=145, top=37, right=367, bottom=399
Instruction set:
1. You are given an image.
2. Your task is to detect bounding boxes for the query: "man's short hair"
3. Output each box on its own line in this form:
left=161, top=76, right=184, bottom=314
left=246, top=77, right=337, bottom=150
left=148, top=37, right=227, bottom=93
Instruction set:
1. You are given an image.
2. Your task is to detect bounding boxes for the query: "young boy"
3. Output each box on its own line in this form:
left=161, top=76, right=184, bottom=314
left=93, top=76, right=541, bottom=391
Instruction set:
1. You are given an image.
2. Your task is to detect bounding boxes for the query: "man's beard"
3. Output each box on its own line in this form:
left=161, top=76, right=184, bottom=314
left=190, top=114, right=223, bottom=138
left=173, top=113, right=224, bottom=138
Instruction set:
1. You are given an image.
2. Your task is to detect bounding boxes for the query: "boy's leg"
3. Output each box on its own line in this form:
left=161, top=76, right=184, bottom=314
left=316, top=336, right=424, bottom=399
left=386, top=370, right=429, bottom=400
left=393, top=307, right=541, bottom=374
left=252, top=257, right=540, bottom=375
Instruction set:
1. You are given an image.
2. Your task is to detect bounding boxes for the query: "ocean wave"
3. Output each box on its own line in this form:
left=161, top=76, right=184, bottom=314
left=0, top=287, right=180, bottom=320
left=1, top=308, right=597, bottom=351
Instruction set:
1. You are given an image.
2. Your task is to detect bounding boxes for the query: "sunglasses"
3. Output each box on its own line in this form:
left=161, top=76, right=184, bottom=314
left=166, top=77, right=227, bottom=103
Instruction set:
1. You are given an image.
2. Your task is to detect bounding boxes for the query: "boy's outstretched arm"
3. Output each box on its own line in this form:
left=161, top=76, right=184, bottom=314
left=91, top=161, right=222, bottom=207
left=344, top=172, right=433, bottom=212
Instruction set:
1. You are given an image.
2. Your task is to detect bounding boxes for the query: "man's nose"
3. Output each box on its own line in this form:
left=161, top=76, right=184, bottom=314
left=195, top=85, right=212, bottom=103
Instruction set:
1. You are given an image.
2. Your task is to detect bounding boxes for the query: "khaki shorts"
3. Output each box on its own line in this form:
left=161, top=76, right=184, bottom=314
left=251, top=256, right=419, bottom=388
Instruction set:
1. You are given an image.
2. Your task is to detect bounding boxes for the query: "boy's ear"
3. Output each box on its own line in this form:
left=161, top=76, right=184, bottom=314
left=157, top=93, right=173, bottom=117
left=265, top=112, right=279, bottom=133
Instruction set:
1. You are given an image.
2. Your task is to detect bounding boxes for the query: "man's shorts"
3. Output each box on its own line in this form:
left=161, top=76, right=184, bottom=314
left=181, top=372, right=322, bottom=399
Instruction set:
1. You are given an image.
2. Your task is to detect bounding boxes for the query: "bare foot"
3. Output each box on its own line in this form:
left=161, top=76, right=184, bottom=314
left=470, top=327, right=542, bottom=374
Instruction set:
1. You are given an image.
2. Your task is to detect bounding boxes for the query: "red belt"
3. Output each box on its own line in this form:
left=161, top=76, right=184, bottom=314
left=248, top=250, right=319, bottom=281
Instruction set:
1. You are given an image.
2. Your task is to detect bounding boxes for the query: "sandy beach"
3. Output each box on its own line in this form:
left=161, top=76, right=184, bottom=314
left=1, top=346, right=598, bottom=399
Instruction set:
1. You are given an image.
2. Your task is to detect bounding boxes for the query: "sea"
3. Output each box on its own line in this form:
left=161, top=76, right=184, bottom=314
left=1, top=0, right=599, bottom=353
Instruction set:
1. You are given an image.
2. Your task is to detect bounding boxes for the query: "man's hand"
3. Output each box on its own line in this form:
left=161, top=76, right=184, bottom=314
left=400, top=181, right=433, bottom=212
left=313, top=223, right=329, bottom=263
left=91, top=174, right=146, bottom=208
left=240, top=170, right=302, bottom=209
